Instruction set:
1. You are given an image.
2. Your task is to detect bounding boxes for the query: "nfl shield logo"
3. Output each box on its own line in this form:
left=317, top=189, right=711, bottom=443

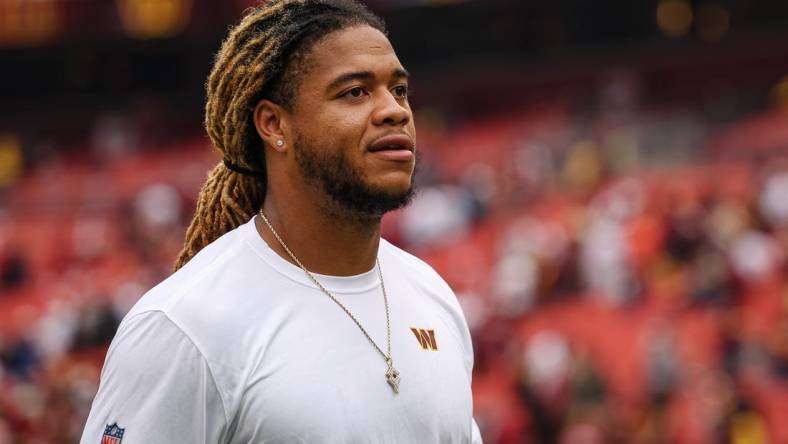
left=101, top=423, right=125, bottom=444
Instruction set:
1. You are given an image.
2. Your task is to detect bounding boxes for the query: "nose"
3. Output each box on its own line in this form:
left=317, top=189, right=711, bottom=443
left=371, top=90, right=411, bottom=127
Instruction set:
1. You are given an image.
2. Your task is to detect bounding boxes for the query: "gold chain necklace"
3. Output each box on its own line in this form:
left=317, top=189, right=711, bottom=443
left=258, top=210, right=401, bottom=394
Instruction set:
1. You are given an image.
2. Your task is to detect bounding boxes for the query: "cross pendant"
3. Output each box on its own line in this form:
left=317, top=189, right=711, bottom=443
left=385, top=362, right=400, bottom=394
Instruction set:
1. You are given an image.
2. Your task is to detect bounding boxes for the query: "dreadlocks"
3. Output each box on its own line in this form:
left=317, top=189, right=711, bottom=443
left=174, top=0, right=386, bottom=270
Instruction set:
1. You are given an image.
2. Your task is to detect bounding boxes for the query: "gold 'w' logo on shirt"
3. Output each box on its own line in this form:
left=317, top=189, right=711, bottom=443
left=410, top=328, right=438, bottom=351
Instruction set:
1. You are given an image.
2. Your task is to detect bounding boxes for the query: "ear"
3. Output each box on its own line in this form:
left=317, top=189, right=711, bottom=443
left=253, top=99, right=290, bottom=152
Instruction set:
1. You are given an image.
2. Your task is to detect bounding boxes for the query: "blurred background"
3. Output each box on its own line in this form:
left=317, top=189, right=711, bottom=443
left=2, top=0, right=788, bottom=442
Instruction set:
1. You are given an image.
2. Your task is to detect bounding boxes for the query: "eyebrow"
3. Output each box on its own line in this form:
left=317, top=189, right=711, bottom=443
left=325, top=68, right=410, bottom=92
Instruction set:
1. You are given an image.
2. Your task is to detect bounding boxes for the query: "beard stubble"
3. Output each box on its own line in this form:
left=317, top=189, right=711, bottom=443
left=292, top=132, right=416, bottom=220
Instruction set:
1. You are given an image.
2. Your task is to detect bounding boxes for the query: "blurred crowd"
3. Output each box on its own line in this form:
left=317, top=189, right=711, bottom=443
left=403, top=98, right=788, bottom=442
left=423, top=156, right=788, bottom=444
left=1, top=86, right=788, bottom=443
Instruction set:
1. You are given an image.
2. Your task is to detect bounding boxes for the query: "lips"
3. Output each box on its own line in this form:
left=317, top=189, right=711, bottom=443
left=368, top=134, right=415, bottom=153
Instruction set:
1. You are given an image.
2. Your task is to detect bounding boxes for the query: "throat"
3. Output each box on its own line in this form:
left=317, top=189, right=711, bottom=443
left=255, top=209, right=382, bottom=277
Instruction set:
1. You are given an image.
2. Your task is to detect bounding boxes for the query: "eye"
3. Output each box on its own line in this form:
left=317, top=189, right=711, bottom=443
left=342, top=86, right=366, bottom=98
left=392, top=85, right=409, bottom=98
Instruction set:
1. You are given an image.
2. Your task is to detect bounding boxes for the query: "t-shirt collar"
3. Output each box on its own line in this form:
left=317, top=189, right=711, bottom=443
left=240, top=216, right=382, bottom=294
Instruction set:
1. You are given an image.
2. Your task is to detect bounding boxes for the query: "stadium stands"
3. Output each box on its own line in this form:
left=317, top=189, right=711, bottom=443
left=1, top=99, right=787, bottom=442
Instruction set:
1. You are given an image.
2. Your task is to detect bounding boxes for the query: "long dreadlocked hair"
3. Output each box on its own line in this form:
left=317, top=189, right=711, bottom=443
left=174, top=0, right=386, bottom=270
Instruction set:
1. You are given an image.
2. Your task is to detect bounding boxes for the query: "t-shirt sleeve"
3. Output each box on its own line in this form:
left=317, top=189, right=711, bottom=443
left=80, top=310, right=227, bottom=444
left=428, top=263, right=483, bottom=444
left=471, top=417, right=483, bottom=443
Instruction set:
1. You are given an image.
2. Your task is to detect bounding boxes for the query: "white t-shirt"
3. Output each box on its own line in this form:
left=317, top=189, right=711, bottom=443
left=81, top=217, right=482, bottom=443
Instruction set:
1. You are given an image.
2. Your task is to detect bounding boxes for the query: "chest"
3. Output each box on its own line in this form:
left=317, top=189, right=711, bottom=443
left=227, top=286, right=473, bottom=443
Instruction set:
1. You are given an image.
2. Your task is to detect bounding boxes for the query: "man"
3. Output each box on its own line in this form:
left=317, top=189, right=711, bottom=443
left=81, top=1, right=481, bottom=442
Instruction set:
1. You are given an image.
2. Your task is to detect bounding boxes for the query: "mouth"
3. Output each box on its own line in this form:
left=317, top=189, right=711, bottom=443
left=368, top=134, right=414, bottom=153
left=367, top=134, right=415, bottom=161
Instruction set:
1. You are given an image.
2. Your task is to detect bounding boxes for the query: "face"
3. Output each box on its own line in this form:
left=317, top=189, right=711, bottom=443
left=284, top=25, right=417, bottom=219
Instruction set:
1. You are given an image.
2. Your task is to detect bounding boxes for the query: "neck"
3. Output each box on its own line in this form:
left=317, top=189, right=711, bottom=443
left=256, top=193, right=382, bottom=276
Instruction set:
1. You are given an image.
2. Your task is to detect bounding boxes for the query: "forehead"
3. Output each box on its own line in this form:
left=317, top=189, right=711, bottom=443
left=302, top=25, right=401, bottom=82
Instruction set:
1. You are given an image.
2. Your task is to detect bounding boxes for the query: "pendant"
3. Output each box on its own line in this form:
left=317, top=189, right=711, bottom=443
left=385, top=360, right=400, bottom=394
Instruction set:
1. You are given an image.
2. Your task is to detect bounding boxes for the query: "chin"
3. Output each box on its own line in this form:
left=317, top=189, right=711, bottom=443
left=331, top=179, right=415, bottom=221
left=370, top=176, right=413, bottom=197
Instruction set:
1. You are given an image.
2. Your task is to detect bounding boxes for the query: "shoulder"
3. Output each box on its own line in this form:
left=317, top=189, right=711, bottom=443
left=82, top=310, right=229, bottom=442
left=380, top=239, right=475, bottom=374
left=129, top=224, right=250, bottom=316
left=380, top=238, right=453, bottom=294
left=102, top=311, right=216, bottom=395
left=380, top=239, right=464, bottom=322
left=379, top=238, right=464, bottom=327
left=128, top=220, right=270, bottom=332
left=113, top=222, right=271, bottom=412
